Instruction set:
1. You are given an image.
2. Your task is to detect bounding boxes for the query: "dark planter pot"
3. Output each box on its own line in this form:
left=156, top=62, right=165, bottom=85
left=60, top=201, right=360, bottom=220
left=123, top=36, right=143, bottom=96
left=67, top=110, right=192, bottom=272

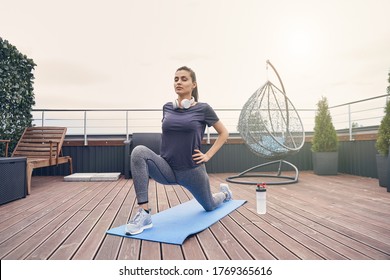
left=376, top=154, right=388, bottom=188
left=312, top=152, right=338, bottom=175
left=388, top=153, right=390, bottom=193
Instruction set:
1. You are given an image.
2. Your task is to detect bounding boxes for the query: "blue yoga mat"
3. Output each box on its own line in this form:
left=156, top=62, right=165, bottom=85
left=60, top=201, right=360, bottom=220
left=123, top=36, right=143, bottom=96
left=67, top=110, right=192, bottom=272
left=106, top=199, right=246, bottom=245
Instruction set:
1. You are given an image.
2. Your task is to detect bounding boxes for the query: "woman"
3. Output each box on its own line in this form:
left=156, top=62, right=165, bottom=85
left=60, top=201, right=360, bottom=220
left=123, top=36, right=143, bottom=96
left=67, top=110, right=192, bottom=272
left=126, top=66, right=232, bottom=235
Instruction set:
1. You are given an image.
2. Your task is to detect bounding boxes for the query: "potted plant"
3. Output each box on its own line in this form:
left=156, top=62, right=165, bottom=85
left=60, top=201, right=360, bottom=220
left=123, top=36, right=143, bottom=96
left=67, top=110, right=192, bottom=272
left=375, top=98, right=390, bottom=189
left=311, top=96, right=339, bottom=175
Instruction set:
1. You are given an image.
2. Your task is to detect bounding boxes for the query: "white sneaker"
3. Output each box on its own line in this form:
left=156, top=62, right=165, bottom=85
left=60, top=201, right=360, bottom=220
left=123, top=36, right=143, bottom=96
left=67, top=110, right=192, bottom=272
left=220, top=183, right=232, bottom=202
left=125, top=208, right=153, bottom=235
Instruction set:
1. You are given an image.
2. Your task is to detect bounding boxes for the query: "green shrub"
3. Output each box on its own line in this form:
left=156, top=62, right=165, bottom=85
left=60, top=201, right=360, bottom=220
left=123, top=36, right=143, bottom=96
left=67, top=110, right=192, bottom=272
left=311, top=96, right=338, bottom=152
left=0, top=37, right=36, bottom=156
left=376, top=100, right=390, bottom=156
left=375, top=71, right=390, bottom=156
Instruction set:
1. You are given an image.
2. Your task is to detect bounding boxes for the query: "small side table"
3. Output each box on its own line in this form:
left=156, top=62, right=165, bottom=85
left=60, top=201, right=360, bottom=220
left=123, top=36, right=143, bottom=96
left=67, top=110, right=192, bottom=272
left=0, top=157, right=27, bottom=205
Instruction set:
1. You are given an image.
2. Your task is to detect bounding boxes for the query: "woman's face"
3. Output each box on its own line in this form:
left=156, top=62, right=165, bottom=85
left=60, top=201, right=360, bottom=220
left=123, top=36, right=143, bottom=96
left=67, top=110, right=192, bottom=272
left=174, top=70, right=196, bottom=97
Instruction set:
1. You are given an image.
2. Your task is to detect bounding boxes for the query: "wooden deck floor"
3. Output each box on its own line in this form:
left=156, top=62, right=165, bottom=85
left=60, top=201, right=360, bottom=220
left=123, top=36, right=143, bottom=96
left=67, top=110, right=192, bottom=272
left=0, top=172, right=389, bottom=260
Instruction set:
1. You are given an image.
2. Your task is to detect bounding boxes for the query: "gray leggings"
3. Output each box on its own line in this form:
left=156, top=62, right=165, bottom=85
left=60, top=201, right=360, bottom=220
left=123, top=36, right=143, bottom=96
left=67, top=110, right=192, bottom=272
left=131, top=145, right=226, bottom=211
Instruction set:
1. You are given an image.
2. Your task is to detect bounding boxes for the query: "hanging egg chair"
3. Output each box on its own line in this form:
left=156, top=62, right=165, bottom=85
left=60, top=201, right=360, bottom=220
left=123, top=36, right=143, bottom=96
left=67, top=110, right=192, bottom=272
left=226, top=60, right=305, bottom=185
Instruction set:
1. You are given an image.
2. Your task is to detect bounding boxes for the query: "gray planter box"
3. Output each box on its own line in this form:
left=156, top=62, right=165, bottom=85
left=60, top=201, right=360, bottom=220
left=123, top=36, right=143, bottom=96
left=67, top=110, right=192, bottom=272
left=312, top=152, right=338, bottom=175
left=376, top=154, right=388, bottom=187
left=388, top=153, right=390, bottom=193
left=0, top=157, right=27, bottom=204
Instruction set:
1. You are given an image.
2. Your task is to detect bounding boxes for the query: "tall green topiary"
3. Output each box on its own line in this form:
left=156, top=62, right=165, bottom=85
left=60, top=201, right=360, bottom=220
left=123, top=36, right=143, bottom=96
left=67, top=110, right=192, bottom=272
left=375, top=71, right=390, bottom=156
left=0, top=37, right=36, bottom=156
left=311, top=96, right=338, bottom=152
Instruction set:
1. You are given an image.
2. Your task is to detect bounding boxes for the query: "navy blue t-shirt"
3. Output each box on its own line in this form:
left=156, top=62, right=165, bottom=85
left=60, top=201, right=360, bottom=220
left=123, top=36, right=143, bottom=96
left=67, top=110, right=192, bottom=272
left=161, top=102, right=219, bottom=170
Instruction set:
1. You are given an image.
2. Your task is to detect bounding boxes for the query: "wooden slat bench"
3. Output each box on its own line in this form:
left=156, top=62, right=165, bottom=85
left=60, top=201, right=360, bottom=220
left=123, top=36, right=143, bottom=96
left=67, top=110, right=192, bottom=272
left=11, top=127, right=73, bottom=194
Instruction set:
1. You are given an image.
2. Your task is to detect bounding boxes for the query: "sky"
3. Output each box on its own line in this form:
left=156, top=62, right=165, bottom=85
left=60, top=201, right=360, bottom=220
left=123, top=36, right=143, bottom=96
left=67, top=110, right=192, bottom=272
left=1, top=0, right=390, bottom=114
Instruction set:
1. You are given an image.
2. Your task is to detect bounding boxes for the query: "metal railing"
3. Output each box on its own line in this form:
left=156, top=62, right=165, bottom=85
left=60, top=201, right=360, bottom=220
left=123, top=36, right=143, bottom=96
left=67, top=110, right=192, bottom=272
left=328, top=94, right=389, bottom=140
left=32, top=94, right=389, bottom=145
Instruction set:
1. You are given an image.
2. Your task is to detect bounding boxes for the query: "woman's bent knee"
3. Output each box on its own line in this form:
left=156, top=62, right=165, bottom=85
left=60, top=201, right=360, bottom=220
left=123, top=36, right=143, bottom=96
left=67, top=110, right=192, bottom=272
left=131, top=145, right=154, bottom=161
left=132, top=145, right=149, bottom=156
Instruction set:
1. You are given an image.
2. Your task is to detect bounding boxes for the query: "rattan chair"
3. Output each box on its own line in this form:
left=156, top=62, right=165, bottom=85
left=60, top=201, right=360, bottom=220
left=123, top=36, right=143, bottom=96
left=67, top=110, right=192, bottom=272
left=227, top=61, right=305, bottom=185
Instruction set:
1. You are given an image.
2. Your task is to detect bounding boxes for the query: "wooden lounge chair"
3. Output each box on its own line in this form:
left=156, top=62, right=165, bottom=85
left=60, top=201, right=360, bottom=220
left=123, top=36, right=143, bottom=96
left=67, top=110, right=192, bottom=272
left=11, top=127, right=73, bottom=194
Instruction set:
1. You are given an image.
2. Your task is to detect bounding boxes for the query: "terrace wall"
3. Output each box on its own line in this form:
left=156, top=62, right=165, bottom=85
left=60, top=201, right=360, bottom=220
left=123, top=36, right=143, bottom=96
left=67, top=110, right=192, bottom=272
left=33, top=133, right=380, bottom=180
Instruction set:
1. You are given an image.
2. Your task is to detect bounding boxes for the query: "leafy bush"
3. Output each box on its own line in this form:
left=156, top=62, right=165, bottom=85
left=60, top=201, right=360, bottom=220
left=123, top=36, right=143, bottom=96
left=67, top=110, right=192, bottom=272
left=0, top=37, right=36, bottom=156
left=311, top=96, right=338, bottom=152
left=375, top=72, right=390, bottom=156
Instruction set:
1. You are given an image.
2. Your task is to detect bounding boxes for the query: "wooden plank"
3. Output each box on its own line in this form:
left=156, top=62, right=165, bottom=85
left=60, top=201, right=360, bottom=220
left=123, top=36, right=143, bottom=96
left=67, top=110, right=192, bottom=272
left=16, top=144, right=59, bottom=149
left=48, top=180, right=125, bottom=260
left=0, top=173, right=389, bottom=260
left=0, top=180, right=89, bottom=245
left=214, top=172, right=390, bottom=259
left=25, top=181, right=118, bottom=259
left=2, top=181, right=105, bottom=259
left=139, top=180, right=162, bottom=260
left=266, top=176, right=390, bottom=252
left=208, top=219, right=253, bottom=260
left=0, top=177, right=74, bottom=225
left=196, top=229, right=229, bottom=259
left=116, top=185, right=142, bottom=260
left=268, top=202, right=372, bottom=259
left=236, top=207, right=322, bottom=260
left=117, top=238, right=142, bottom=260
left=72, top=179, right=129, bottom=260
left=95, top=180, right=136, bottom=260
left=210, top=177, right=274, bottom=259
left=234, top=184, right=347, bottom=260
left=219, top=212, right=284, bottom=260
left=267, top=188, right=390, bottom=259
left=181, top=236, right=207, bottom=260
left=217, top=176, right=325, bottom=260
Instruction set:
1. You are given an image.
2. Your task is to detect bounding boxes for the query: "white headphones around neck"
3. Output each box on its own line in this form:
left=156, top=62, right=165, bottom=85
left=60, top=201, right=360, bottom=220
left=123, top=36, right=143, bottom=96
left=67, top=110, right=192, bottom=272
left=172, top=97, right=195, bottom=109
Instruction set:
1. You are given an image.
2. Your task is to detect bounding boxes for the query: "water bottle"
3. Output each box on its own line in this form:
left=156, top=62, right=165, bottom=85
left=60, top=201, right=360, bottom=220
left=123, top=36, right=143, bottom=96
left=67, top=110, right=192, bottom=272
left=256, top=183, right=267, bottom=214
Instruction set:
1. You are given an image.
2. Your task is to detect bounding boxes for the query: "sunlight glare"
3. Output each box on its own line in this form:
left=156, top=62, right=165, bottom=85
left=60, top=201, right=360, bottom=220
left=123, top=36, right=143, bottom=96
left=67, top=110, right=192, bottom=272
left=287, top=29, right=312, bottom=57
